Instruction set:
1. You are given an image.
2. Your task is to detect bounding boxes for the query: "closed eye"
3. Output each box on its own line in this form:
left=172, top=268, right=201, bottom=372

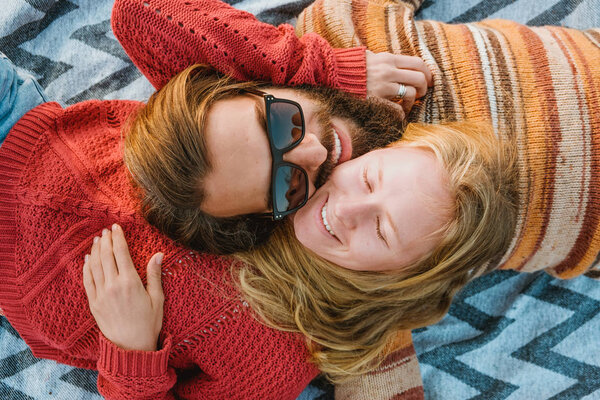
left=377, top=217, right=389, bottom=247
left=363, top=167, right=372, bottom=192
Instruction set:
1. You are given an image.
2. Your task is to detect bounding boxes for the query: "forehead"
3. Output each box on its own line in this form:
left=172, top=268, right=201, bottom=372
left=201, top=94, right=272, bottom=217
left=378, top=146, right=452, bottom=259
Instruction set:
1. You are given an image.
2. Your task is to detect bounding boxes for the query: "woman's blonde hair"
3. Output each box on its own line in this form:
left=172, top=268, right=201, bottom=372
left=235, top=121, right=518, bottom=381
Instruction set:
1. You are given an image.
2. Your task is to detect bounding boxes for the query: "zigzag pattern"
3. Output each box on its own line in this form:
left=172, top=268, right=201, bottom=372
left=414, top=271, right=600, bottom=399
left=1, top=0, right=599, bottom=399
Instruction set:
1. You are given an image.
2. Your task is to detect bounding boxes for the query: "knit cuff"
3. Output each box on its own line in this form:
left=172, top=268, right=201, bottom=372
left=98, top=332, right=172, bottom=378
left=332, top=47, right=367, bottom=98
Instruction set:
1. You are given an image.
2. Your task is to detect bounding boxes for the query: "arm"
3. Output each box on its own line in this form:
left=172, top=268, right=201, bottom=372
left=111, top=0, right=367, bottom=97
left=297, top=0, right=431, bottom=109
left=83, top=224, right=177, bottom=399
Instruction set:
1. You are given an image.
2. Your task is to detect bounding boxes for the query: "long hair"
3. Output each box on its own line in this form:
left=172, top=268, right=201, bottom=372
left=124, top=64, right=277, bottom=254
left=235, top=121, right=518, bottom=381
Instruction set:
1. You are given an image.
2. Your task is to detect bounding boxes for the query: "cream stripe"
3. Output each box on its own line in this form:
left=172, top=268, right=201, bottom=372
left=518, top=27, right=592, bottom=272
left=467, top=24, right=499, bottom=132
left=413, top=20, right=438, bottom=81
left=387, top=3, right=402, bottom=54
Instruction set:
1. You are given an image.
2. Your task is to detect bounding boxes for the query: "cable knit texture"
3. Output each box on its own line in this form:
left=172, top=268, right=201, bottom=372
left=111, top=0, right=367, bottom=96
left=296, top=0, right=600, bottom=398
left=0, top=100, right=319, bottom=399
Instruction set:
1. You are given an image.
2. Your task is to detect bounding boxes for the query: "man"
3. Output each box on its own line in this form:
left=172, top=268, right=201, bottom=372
left=112, top=0, right=432, bottom=254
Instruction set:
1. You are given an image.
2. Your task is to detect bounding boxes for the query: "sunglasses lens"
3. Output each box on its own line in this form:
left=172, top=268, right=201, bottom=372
left=274, top=165, right=307, bottom=213
left=269, top=102, right=303, bottom=150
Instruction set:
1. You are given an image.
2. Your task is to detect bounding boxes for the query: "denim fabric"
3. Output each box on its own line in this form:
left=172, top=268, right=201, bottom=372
left=0, top=53, right=49, bottom=147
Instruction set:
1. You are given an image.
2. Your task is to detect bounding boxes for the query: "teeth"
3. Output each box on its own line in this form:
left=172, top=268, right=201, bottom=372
left=321, top=202, right=336, bottom=237
left=332, top=129, right=342, bottom=164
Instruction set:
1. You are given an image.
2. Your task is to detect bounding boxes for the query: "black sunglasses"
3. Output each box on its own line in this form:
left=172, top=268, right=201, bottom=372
left=244, top=89, right=309, bottom=221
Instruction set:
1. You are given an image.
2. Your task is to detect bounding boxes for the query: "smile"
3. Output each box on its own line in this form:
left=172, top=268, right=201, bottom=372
left=331, top=123, right=352, bottom=164
left=321, top=201, right=337, bottom=238
left=332, top=129, right=342, bottom=165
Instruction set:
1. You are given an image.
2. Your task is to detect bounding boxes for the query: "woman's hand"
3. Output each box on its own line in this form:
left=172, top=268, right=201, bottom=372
left=365, top=50, right=433, bottom=112
left=83, top=224, right=164, bottom=352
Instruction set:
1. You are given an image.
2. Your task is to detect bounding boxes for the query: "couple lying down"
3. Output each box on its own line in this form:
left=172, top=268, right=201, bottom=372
left=0, top=0, right=599, bottom=398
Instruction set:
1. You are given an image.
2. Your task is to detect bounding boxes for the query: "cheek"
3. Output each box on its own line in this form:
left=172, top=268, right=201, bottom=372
left=292, top=208, right=312, bottom=248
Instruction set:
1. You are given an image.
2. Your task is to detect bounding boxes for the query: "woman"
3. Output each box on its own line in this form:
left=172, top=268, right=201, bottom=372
left=0, top=1, right=427, bottom=399
left=85, top=117, right=517, bottom=381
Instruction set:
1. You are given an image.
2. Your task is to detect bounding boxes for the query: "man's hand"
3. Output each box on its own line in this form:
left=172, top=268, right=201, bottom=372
left=365, top=50, right=433, bottom=112
left=83, top=224, right=164, bottom=352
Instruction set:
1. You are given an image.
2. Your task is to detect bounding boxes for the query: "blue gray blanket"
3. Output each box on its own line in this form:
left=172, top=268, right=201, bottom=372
left=1, top=0, right=599, bottom=399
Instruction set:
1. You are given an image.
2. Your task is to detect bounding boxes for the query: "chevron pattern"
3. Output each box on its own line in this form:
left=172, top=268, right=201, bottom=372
left=413, top=271, right=600, bottom=399
left=0, top=0, right=599, bottom=399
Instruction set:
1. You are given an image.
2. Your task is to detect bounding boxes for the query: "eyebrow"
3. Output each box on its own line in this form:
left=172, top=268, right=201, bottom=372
left=252, top=97, right=273, bottom=209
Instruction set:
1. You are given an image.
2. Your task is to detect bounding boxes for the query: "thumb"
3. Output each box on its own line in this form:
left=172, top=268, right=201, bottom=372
left=146, top=253, right=164, bottom=303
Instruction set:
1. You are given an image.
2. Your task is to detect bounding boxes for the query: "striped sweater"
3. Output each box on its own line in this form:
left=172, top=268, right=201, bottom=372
left=296, top=0, right=599, bottom=398
left=298, top=0, right=600, bottom=279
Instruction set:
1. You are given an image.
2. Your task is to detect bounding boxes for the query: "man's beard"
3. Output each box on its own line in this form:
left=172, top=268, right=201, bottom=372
left=295, top=86, right=406, bottom=188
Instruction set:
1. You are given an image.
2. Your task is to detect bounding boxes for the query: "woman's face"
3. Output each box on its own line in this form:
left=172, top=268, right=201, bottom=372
left=292, top=145, right=453, bottom=271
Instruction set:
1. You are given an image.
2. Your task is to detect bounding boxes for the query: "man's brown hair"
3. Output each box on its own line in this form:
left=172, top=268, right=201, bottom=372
left=124, top=64, right=276, bottom=254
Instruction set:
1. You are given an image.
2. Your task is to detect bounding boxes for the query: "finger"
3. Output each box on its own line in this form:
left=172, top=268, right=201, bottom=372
left=110, top=224, right=137, bottom=277
left=82, top=254, right=96, bottom=301
left=89, top=236, right=105, bottom=289
left=393, top=55, right=433, bottom=87
left=146, top=253, right=165, bottom=306
left=99, top=229, right=118, bottom=280
left=391, top=69, right=429, bottom=98
left=400, top=85, right=417, bottom=112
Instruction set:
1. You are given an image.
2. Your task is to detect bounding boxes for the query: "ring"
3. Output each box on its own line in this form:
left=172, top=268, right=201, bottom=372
left=396, top=84, right=407, bottom=99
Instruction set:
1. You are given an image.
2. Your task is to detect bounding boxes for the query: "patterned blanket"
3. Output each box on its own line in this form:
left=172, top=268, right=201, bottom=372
left=1, top=0, right=599, bottom=399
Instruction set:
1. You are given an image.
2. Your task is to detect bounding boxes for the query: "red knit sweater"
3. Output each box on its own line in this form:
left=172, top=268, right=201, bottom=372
left=0, top=1, right=367, bottom=398
left=112, top=0, right=367, bottom=96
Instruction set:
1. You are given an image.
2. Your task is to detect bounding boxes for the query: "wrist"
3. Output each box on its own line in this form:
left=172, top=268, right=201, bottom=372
left=98, top=332, right=172, bottom=377
left=332, top=47, right=368, bottom=98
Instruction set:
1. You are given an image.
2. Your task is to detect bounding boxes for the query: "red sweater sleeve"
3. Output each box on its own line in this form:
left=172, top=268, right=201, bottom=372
left=111, top=0, right=366, bottom=97
left=96, top=333, right=177, bottom=399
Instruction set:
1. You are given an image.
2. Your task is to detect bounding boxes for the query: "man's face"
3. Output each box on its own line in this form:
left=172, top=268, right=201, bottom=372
left=201, top=86, right=405, bottom=218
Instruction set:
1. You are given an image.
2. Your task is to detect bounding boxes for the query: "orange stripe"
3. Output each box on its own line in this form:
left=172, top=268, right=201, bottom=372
left=358, top=2, right=390, bottom=52
left=439, top=23, right=490, bottom=120
left=351, top=1, right=369, bottom=47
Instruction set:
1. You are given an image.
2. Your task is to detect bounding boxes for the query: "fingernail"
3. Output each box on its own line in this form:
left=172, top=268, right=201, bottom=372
left=84, top=254, right=89, bottom=262
left=102, top=229, right=109, bottom=236
left=112, top=223, right=119, bottom=231
left=156, top=253, right=164, bottom=265
left=93, top=236, right=99, bottom=244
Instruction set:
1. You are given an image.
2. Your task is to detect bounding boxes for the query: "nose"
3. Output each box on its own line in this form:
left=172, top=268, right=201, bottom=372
left=334, top=198, right=378, bottom=230
left=282, top=133, right=328, bottom=176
